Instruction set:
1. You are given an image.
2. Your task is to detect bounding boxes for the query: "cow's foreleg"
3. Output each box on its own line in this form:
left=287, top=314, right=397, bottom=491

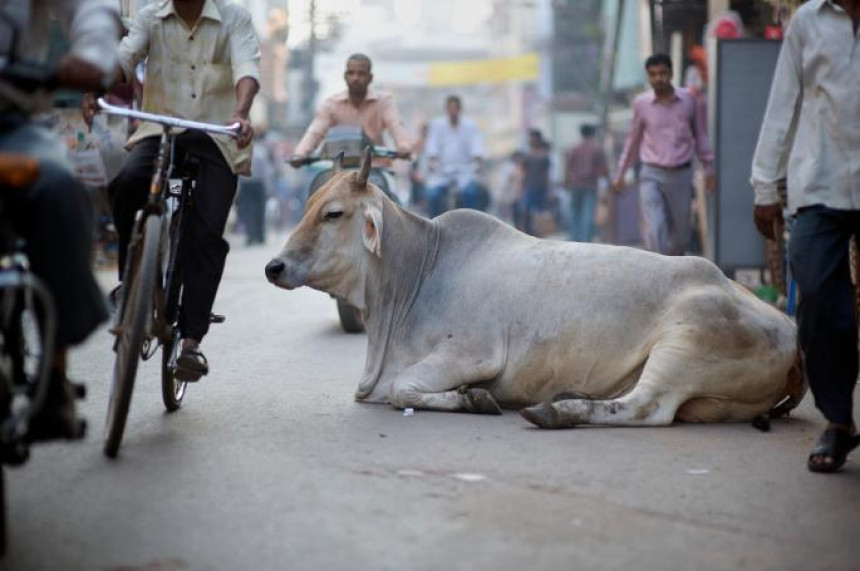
left=521, top=383, right=680, bottom=429
left=388, top=352, right=503, bottom=415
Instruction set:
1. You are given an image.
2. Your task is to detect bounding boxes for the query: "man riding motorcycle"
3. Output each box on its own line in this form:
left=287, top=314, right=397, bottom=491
left=424, top=95, right=485, bottom=217
left=82, top=0, right=261, bottom=382
left=0, top=0, right=119, bottom=440
left=289, top=53, right=413, bottom=171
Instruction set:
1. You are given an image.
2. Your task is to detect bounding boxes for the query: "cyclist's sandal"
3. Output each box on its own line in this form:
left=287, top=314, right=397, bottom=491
left=176, top=348, right=209, bottom=382
left=807, top=427, right=860, bottom=473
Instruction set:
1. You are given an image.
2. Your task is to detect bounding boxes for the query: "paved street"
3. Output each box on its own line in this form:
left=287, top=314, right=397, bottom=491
left=3, top=236, right=859, bottom=571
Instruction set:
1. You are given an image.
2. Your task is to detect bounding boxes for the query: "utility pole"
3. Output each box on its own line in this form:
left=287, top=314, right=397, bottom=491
left=301, top=0, right=317, bottom=125
left=598, top=0, right=625, bottom=245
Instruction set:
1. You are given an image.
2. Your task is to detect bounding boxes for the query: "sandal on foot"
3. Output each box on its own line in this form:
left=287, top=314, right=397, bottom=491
left=176, top=347, right=208, bottom=382
left=807, top=427, right=860, bottom=473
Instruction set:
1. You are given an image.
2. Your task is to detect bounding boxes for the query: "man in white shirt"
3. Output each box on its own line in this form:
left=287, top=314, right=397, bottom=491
left=424, top=95, right=485, bottom=217
left=751, top=0, right=860, bottom=473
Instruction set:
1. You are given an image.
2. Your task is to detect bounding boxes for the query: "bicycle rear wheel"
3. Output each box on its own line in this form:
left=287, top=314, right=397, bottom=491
left=104, top=215, right=160, bottom=458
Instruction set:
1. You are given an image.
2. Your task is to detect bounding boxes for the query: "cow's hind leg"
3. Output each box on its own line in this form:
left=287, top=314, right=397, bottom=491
left=521, top=382, right=681, bottom=429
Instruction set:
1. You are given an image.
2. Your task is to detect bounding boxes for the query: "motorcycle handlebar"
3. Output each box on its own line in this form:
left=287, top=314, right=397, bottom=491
left=290, top=147, right=411, bottom=168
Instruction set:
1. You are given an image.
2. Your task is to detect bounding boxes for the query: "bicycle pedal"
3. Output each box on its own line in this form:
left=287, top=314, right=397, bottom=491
left=209, top=313, right=226, bottom=324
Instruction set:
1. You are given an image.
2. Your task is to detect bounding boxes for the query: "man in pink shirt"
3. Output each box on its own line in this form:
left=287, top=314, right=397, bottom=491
left=612, top=53, right=716, bottom=255
left=289, top=53, right=412, bottom=166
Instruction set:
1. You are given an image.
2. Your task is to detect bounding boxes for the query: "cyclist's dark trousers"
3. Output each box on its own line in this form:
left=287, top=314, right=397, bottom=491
left=108, top=132, right=238, bottom=342
left=0, top=119, right=109, bottom=348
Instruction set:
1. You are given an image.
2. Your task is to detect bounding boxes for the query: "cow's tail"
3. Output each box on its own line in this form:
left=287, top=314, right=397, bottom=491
left=769, top=343, right=808, bottom=418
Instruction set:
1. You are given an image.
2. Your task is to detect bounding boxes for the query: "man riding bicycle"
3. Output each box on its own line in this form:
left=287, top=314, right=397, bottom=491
left=0, top=0, right=119, bottom=440
left=289, top=53, right=413, bottom=171
left=424, top=95, right=485, bottom=217
left=83, top=0, right=261, bottom=382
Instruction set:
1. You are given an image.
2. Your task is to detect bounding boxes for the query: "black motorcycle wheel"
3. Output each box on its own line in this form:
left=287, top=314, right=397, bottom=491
left=336, top=298, right=364, bottom=333
left=104, top=215, right=159, bottom=459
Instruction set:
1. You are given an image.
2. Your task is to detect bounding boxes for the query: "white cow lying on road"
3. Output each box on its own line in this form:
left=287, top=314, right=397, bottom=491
left=266, top=150, right=805, bottom=428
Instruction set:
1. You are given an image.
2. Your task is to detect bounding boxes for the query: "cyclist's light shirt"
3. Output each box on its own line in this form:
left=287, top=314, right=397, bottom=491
left=118, top=0, right=261, bottom=175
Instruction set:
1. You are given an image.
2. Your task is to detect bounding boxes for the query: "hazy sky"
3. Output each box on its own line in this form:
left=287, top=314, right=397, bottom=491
left=287, top=0, right=493, bottom=47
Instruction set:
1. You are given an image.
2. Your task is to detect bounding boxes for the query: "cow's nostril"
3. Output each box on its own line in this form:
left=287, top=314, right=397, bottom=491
left=265, top=259, right=286, bottom=280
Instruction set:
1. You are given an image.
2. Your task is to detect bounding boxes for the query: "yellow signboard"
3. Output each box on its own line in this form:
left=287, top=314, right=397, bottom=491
left=427, top=53, right=539, bottom=87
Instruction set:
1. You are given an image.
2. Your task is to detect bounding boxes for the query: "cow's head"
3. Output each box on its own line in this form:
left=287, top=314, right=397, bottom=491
left=265, top=147, right=383, bottom=311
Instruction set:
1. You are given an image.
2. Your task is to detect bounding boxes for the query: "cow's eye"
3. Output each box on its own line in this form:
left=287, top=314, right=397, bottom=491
left=324, top=210, right=344, bottom=221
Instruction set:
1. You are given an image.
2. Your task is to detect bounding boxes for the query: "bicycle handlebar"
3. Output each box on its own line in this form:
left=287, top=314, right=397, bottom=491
left=97, top=98, right=241, bottom=137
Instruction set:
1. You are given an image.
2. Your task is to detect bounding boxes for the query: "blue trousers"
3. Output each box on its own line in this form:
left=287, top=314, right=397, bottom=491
left=568, top=186, right=597, bottom=242
left=426, top=180, right=482, bottom=218
left=789, top=205, right=859, bottom=424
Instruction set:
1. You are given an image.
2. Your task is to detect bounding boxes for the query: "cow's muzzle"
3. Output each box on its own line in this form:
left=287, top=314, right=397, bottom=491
left=265, top=257, right=309, bottom=290
left=265, top=259, right=285, bottom=281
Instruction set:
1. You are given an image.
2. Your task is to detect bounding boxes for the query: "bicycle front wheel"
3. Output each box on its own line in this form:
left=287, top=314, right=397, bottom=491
left=161, top=326, right=186, bottom=412
left=104, top=214, right=160, bottom=459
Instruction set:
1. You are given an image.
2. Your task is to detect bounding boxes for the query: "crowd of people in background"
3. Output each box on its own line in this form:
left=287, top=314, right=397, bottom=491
left=236, top=52, right=714, bottom=253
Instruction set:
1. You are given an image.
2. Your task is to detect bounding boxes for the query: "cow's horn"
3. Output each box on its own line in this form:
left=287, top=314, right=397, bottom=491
left=333, top=151, right=345, bottom=172
left=357, top=146, right=372, bottom=187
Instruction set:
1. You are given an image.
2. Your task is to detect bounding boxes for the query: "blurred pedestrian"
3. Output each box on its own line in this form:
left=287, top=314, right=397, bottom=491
left=751, top=0, right=860, bottom=473
left=613, top=53, right=716, bottom=255
left=520, top=129, right=552, bottom=236
left=424, top=95, right=485, bottom=217
left=238, top=133, right=273, bottom=245
left=409, top=123, right=429, bottom=214
left=565, top=124, right=607, bottom=242
left=497, top=151, right=525, bottom=227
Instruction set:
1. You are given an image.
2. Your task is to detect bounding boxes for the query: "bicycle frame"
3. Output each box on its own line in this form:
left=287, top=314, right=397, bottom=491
left=98, top=98, right=240, bottom=347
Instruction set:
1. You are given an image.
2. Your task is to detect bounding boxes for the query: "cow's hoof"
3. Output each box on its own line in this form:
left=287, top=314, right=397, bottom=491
left=463, top=389, right=502, bottom=415
left=521, top=403, right=576, bottom=429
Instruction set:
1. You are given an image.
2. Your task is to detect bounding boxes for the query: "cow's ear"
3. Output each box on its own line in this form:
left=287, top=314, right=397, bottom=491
left=356, top=146, right=372, bottom=188
left=363, top=204, right=382, bottom=258
left=333, top=151, right=345, bottom=172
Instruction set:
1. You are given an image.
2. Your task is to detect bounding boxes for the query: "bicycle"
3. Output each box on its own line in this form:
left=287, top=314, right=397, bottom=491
left=96, top=98, right=239, bottom=458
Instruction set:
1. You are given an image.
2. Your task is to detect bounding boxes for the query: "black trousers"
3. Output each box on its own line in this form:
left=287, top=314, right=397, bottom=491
left=108, top=132, right=237, bottom=342
left=789, top=205, right=860, bottom=424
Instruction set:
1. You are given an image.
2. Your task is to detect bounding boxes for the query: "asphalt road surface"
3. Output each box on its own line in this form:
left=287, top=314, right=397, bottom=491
left=3, top=236, right=859, bottom=571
